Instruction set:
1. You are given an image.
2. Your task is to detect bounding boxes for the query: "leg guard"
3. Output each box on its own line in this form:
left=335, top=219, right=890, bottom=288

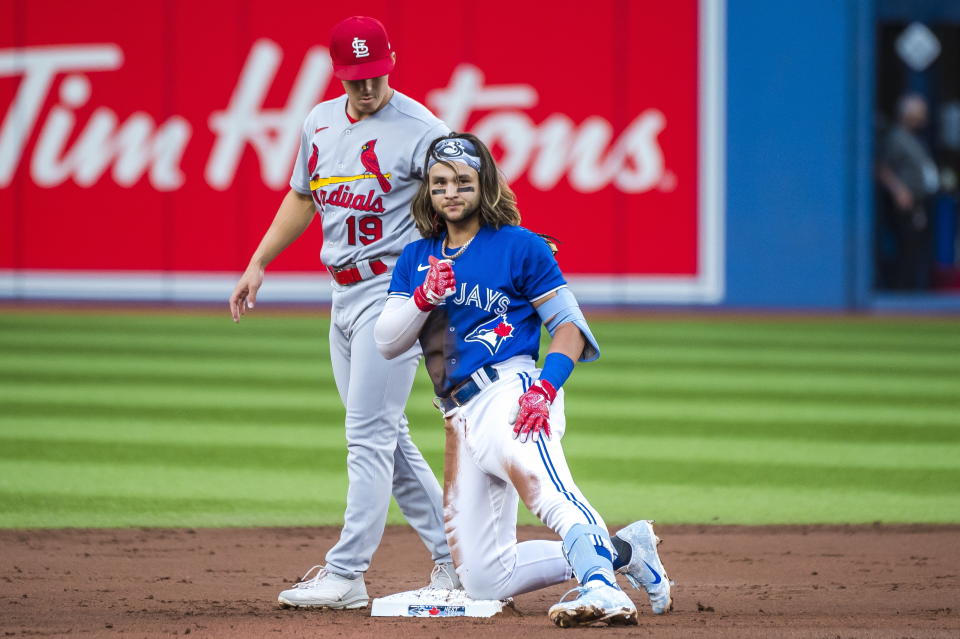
left=562, top=523, right=616, bottom=587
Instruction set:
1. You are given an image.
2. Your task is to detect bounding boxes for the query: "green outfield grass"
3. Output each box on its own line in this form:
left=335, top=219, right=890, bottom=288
left=0, top=310, right=958, bottom=528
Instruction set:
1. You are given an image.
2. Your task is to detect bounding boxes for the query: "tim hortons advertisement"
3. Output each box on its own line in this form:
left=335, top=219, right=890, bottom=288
left=0, top=0, right=724, bottom=303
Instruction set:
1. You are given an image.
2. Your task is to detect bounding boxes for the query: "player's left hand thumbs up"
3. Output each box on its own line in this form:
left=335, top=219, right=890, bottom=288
left=414, top=255, right=456, bottom=312
left=509, top=380, right=557, bottom=443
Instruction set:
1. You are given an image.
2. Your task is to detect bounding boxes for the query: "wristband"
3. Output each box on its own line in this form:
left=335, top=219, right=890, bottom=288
left=539, top=352, right=575, bottom=391
left=412, top=286, right=436, bottom=312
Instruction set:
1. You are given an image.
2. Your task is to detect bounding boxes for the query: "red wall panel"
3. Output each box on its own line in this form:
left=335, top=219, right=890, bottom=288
left=1, top=0, right=703, bottom=280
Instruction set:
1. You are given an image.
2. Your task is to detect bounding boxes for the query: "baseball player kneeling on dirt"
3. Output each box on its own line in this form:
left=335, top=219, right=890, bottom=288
left=374, top=133, right=673, bottom=627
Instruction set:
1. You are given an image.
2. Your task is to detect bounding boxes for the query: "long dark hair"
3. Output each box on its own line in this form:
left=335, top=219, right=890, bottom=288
left=410, top=132, right=521, bottom=238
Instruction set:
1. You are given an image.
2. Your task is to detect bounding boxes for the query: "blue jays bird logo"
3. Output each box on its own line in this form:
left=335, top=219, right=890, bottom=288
left=465, top=314, right=515, bottom=355
left=434, top=139, right=468, bottom=160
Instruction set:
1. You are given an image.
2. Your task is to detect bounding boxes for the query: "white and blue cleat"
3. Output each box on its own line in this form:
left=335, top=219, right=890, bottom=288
left=548, top=582, right=638, bottom=628
left=614, top=520, right=673, bottom=614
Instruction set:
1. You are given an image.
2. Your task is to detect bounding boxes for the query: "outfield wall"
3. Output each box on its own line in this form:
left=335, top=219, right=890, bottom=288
left=725, top=0, right=863, bottom=309
left=0, top=1, right=949, bottom=310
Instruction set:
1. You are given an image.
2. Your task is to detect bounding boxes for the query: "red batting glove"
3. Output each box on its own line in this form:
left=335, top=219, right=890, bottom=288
left=413, top=255, right=456, bottom=311
left=509, top=380, right=557, bottom=443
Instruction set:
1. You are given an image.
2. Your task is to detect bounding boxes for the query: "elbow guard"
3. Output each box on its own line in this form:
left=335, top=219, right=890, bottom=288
left=534, top=287, right=600, bottom=362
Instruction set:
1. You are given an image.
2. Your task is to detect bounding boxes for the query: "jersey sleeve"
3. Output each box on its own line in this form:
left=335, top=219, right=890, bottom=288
left=388, top=244, right=417, bottom=299
left=289, top=120, right=312, bottom=194
left=410, top=121, right=452, bottom=179
left=517, top=232, right=567, bottom=301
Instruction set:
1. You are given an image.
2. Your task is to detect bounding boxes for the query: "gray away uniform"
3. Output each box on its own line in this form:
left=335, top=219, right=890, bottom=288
left=290, top=91, right=451, bottom=578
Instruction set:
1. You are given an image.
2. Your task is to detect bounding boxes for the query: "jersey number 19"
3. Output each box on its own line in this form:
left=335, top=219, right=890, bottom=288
left=345, top=215, right=383, bottom=245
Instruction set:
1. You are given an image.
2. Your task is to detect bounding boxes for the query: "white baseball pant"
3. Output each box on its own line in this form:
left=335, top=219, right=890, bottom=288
left=443, top=356, right=609, bottom=600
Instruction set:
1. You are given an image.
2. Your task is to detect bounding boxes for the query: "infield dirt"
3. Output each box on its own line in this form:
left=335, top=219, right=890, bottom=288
left=2, top=524, right=958, bottom=638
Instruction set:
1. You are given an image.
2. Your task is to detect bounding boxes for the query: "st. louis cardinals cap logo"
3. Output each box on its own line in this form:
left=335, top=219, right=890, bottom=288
left=351, top=37, right=370, bottom=58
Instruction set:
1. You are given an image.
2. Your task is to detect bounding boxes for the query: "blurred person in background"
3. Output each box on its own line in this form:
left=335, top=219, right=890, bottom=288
left=877, top=93, right=939, bottom=290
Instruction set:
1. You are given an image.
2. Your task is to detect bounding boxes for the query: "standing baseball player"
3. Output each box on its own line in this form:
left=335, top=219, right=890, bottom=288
left=229, top=16, right=459, bottom=609
left=374, top=133, right=672, bottom=627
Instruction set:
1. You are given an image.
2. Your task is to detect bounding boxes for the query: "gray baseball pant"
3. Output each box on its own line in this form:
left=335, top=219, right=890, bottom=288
left=323, top=275, right=450, bottom=578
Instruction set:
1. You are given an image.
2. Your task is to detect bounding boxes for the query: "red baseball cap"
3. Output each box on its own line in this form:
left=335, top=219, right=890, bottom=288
left=329, top=16, right=396, bottom=81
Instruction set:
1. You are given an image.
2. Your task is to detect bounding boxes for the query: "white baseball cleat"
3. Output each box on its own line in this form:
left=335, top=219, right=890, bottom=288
left=614, top=520, right=673, bottom=614
left=428, top=562, right=463, bottom=590
left=547, top=582, right=638, bottom=628
left=277, top=565, right=369, bottom=609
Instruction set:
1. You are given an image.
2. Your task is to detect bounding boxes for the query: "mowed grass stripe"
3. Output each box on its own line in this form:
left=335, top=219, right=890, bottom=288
left=0, top=491, right=340, bottom=516
left=572, top=368, right=960, bottom=398
left=2, top=376, right=956, bottom=413
left=564, top=401, right=960, bottom=437
left=0, top=492, right=347, bottom=528
left=0, top=437, right=353, bottom=472
left=572, top=480, right=960, bottom=525
left=4, top=332, right=956, bottom=375
left=595, top=345, right=960, bottom=374
left=586, top=357, right=955, bottom=380
left=591, top=317, right=960, bottom=342
left=0, top=366, right=332, bottom=392
left=0, top=418, right=425, bottom=451
left=0, top=459, right=349, bottom=501
left=3, top=463, right=955, bottom=527
left=3, top=435, right=955, bottom=497
left=570, top=385, right=958, bottom=408
left=564, top=433, right=960, bottom=469
left=3, top=398, right=958, bottom=445
left=598, top=336, right=960, bottom=357
left=0, top=384, right=345, bottom=411
left=0, top=313, right=321, bottom=334
left=2, top=364, right=957, bottom=408
left=4, top=326, right=956, bottom=383
left=0, top=326, right=321, bottom=347
left=598, top=332, right=960, bottom=355
left=567, top=377, right=958, bottom=407
left=4, top=388, right=958, bottom=430
left=6, top=417, right=958, bottom=470
left=0, top=353, right=327, bottom=381
left=0, top=353, right=333, bottom=384
left=6, top=313, right=958, bottom=353
left=5, top=350, right=959, bottom=390
left=0, top=313, right=326, bottom=339
left=0, top=335, right=326, bottom=362
left=0, top=399, right=366, bottom=428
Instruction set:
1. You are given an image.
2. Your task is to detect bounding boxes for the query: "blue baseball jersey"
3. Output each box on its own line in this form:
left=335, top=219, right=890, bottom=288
left=389, top=225, right=565, bottom=396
